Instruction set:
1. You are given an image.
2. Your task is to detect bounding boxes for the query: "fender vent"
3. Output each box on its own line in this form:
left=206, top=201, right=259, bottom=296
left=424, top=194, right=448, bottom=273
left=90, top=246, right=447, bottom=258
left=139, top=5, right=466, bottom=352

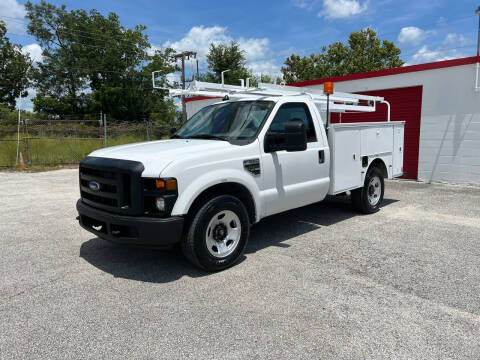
left=243, top=158, right=260, bottom=176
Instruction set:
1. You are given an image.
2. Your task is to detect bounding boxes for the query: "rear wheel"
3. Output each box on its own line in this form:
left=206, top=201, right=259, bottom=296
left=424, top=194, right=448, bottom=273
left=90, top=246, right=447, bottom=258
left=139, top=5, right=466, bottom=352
left=182, top=195, right=250, bottom=271
left=351, top=167, right=384, bottom=214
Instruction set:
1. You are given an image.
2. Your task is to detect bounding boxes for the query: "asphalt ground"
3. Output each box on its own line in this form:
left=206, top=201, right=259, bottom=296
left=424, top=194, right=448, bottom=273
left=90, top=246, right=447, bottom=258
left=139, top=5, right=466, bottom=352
left=1, top=169, right=479, bottom=359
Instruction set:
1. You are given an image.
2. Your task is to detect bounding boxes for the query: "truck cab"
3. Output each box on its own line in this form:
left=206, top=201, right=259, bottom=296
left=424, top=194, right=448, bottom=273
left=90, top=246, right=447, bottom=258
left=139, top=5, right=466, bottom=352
left=77, top=82, right=404, bottom=271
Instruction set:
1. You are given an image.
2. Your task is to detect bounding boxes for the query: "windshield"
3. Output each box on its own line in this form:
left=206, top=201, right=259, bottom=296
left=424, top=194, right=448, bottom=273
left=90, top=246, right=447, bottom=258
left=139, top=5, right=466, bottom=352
left=175, top=100, right=274, bottom=141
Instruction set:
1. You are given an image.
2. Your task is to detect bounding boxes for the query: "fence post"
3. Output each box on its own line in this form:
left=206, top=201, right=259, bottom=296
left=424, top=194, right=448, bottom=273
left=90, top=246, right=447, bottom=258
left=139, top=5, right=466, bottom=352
left=15, top=109, right=20, bottom=166
left=146, top=121, right=150, bottom=141
left=103, top=114, right=107, bottom=147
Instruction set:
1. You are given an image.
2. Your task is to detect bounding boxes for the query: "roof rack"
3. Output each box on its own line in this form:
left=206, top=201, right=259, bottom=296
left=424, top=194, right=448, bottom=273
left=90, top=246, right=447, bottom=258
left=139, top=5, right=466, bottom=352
left=152, top=74, right=390, bottom=119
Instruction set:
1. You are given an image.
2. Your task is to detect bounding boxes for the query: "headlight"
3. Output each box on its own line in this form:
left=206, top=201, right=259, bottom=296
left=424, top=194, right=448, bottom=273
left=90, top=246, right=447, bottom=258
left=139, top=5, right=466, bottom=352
left=155, top=197, right=166, bottom=211
left=143, top=178, right=178, bottom=216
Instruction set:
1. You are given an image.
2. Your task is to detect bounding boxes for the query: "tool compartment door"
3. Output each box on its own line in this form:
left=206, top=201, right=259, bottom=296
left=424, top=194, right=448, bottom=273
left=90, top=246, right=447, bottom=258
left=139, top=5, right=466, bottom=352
left=393, top=122, right=405, bottom=177
left=329, top=126, right=362, bottom=193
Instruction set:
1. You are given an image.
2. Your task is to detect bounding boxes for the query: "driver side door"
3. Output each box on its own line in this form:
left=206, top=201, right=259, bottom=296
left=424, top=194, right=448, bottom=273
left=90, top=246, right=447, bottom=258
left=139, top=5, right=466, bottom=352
left=260, top=102, right=329, bottom=216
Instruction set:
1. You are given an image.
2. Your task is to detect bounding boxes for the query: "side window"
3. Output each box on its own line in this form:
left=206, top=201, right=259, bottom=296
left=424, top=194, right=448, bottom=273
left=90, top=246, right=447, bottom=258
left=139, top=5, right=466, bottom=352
left=268, top=102, right=317, bottom=142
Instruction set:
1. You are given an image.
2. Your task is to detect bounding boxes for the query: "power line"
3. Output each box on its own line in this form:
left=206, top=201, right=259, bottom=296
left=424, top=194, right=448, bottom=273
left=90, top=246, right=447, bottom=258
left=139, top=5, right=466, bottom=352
left=2, top=12, right=478, bottom=80
left=3, top=12, right=476, bottom=55
left=2, top=12, right=477, bottom=75
left=0, top=15, right=158, bottom=45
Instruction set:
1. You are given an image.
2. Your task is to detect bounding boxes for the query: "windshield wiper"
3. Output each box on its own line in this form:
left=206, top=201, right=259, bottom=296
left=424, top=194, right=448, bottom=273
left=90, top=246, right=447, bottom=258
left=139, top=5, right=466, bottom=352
left=186, top=134, right=230, bottom=141
left=170, top=134, right=184, bottom=139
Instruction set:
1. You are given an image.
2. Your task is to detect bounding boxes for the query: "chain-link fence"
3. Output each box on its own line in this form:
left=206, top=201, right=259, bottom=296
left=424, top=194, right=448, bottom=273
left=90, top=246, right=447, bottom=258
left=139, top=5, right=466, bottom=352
left=0, top=117, right=170, bottom=168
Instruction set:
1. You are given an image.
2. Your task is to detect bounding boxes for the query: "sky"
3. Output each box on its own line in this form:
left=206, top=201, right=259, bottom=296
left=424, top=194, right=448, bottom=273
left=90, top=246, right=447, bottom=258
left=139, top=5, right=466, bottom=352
left=1, top=0, right=479, bottom=109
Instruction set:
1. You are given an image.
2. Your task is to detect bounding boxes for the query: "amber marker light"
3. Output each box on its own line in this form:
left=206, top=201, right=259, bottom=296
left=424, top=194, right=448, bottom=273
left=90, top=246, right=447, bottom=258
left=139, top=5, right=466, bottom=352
left=323, top=81, right=334, bottom=95
left=155, top=179, right=165, bottom=190
left=166, top=179, right=177, bottom=191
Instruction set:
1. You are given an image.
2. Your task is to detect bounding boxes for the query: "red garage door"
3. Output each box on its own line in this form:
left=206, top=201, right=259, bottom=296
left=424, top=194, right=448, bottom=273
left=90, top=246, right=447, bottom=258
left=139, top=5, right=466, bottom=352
left=330, top=86, right=422, bottom=179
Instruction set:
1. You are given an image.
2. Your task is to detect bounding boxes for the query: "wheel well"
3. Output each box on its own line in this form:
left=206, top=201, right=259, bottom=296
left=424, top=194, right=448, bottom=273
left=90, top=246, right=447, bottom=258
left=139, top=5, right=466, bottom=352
left=369, top=158, right=388, bottom=178
left=187, top=182, right=256, bottom=224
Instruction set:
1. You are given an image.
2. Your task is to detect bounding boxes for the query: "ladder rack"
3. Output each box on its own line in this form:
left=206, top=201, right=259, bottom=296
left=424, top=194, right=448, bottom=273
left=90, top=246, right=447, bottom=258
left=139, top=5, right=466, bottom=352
left=152, top=74, right=390, bottom=119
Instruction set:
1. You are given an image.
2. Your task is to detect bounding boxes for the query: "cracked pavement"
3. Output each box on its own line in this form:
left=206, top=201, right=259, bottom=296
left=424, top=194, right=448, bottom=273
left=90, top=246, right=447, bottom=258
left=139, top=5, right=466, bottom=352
left=1, top=169, right=480, bottom=359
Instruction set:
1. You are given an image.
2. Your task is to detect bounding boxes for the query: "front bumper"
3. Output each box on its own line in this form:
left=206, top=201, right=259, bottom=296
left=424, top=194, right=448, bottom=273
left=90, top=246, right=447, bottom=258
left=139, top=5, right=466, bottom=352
left=76, top=200, right=184, bottom=248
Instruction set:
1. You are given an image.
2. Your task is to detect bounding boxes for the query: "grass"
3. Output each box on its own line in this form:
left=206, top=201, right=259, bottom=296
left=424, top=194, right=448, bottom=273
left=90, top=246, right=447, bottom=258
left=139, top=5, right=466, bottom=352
left=0, top=134, right=151, bottom=168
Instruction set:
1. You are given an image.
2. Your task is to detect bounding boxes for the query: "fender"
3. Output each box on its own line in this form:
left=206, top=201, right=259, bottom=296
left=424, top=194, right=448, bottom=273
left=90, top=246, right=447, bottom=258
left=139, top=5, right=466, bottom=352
left=364, top=157, right=390, bottom=184
left=171, top=168, right=263, bottom=222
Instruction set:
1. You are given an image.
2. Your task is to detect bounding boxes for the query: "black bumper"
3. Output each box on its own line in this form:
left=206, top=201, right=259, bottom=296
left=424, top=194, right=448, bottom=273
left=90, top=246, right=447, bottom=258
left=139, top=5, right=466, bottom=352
left=76, top=200, right=184, bottom=248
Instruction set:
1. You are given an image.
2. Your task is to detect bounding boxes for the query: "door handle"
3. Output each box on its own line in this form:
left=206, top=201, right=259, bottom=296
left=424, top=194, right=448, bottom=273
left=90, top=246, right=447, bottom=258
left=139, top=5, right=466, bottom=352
left=318, top=150, right=325, bottom=164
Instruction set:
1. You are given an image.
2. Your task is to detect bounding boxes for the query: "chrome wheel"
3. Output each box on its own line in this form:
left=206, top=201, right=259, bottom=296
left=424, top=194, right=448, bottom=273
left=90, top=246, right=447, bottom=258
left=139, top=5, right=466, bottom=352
left=367, top=176, right=382, bottom=206
left=205, top=210, right=241, bottom=258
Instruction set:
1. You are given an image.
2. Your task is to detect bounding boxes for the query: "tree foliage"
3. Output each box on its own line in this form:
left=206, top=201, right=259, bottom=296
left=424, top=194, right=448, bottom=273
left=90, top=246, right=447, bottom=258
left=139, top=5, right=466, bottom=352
left=201, top=42, right=251, bottom=85
left=0, top=21, right=32, bottom=109
left=281, top=28, right=404, bottom=83
left=25, top=0, right=178, bottom=121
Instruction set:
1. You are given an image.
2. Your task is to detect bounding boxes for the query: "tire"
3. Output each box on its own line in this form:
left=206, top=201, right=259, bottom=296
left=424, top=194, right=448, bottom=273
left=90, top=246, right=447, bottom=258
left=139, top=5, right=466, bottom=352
left=351, top=167, right=384, bottom=214
left=182, top=195, right=250, bottom=271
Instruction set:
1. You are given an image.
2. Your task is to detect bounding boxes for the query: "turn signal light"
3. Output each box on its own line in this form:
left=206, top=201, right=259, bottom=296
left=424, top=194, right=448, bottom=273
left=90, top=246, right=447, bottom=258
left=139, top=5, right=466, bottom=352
left=155, top=179, right=165, bottom=190
left=323, top=81, right=334, bottom=95
left=155, top=178, right=177, bottom=191
left=166, top=179, right=177, bottom=191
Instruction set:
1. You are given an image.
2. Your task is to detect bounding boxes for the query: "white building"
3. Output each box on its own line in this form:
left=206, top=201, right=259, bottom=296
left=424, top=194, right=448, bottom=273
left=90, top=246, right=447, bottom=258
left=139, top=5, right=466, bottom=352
left=185, top=56, right=480, bottom=186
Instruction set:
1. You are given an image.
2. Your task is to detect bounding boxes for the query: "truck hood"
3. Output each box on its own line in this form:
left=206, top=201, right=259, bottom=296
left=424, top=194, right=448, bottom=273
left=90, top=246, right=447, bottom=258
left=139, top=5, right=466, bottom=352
left=89, top=139, right=231, bottom=177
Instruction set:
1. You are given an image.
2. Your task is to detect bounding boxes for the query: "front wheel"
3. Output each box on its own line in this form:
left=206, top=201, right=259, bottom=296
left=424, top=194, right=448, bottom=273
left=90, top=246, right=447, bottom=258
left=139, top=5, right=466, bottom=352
left=182, top=195, right=250, bottom=271
left=351, top=167, right=384, bottom=214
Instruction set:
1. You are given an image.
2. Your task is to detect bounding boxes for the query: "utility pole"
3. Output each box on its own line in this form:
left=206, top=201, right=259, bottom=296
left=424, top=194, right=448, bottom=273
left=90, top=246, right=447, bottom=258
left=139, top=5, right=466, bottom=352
left=476, top=6, right=480, bottom=57
left=173, top=51, right=197, bottom=124
left=476, top=6, right=480, bottom=91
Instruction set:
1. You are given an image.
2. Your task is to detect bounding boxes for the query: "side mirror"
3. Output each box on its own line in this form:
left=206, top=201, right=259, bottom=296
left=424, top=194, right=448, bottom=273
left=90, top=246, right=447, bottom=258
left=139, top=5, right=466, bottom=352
left=284, top=120, right=307, bottom=152
left=169, top=127, right=177, bottom=138
left=264, top=119, right=307, bottom=153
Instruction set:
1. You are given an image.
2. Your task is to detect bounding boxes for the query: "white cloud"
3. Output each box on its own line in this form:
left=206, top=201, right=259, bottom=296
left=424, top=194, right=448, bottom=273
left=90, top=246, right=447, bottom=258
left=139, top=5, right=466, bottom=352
left=407, top=32, right=470, bottom=65
left=443, top=33, right=468, bottom=47
left=0, top=0, right=26, bottom=33
left=147, top=45, right=163, bottom=56
left=248, top=60, right=282, bottom=76
left=163, top=26, right=230, bottom=60
left=408, top=45, right=465, bottom=65
left=16, top=88, right=36, bottom=112
left=161, top=25, right=280, bottom=77
left=398, top=27, right=426, bottom=45
left=237, top=37, right=270, bottom=61
left=319, top=0, right=368, bottom=19
left=22, top=43, right=43, bottom=63
left=292, top=0, right=315, bottom=9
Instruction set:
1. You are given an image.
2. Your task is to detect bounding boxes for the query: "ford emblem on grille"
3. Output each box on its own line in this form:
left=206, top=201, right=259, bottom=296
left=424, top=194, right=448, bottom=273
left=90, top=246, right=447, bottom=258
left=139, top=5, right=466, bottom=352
left=88, top=181, right=100, bottom=191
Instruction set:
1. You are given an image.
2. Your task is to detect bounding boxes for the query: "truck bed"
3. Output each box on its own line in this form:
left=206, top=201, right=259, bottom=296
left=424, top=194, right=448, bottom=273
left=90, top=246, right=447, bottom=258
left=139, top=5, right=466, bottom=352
left=327, top=121, right=405, bottom=195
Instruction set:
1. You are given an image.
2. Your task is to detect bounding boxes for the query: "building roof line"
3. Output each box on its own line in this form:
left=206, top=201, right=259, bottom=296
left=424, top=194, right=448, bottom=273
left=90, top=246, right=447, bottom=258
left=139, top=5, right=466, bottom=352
left=183, top=96, right=219, bottom=103
left=289, top=56, right=480, bottom=87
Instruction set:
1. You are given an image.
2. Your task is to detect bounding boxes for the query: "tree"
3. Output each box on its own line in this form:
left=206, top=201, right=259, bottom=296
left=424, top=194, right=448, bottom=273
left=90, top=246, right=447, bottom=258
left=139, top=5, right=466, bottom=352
left=0, top=21, right=31, bottom=109
left=256, top=74, right=283, bottom=85
left=202, top=42, right=251, bottom=85
left=281, top=28, right=404, bottom=83
left=25, top=0, right=178, bottom=121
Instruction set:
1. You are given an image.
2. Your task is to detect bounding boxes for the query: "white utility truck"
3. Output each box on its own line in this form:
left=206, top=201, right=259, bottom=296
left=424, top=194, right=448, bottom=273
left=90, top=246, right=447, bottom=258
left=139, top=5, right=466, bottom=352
left=76, top=79, right=404, bottom=271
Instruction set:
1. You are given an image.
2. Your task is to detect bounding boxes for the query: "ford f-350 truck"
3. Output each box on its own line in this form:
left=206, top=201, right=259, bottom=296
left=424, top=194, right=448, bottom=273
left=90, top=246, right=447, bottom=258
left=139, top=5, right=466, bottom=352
left=77, top=80, right=404, bottom=271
